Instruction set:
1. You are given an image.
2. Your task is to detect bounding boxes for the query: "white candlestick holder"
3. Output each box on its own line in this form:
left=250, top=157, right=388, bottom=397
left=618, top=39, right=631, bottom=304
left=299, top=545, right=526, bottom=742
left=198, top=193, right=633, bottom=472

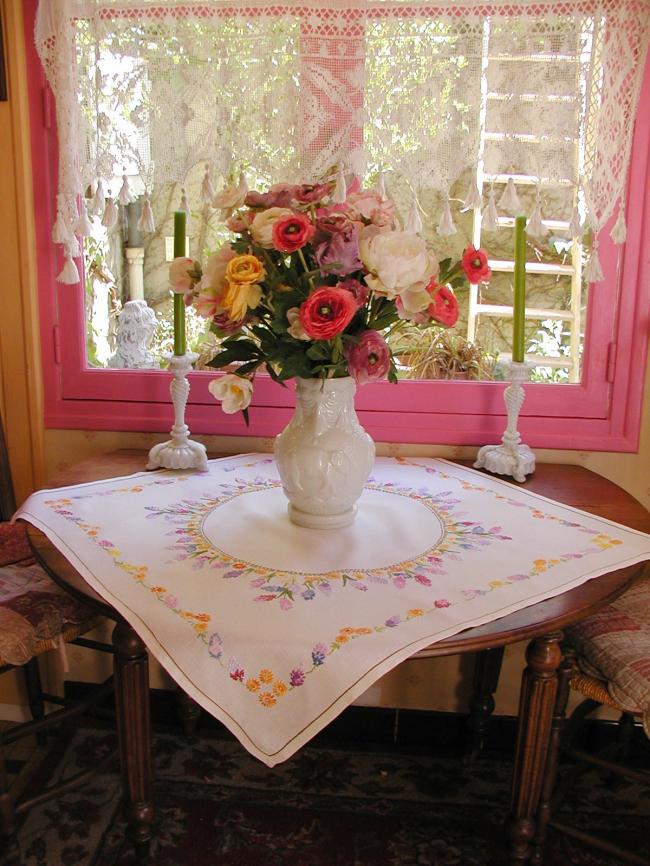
left=474, top=361, right=535, bottom=483
left=147, top=352, right=209, bottom=472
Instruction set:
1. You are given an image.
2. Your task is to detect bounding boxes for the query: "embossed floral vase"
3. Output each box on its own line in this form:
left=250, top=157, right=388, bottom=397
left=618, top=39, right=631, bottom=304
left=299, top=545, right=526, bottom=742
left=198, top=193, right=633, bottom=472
left=274, top=377, right=375, bottom=529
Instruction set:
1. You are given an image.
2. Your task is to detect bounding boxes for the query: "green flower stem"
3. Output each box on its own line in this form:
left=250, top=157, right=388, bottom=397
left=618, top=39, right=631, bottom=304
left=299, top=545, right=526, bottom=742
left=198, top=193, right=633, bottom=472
left=297, top=247, right=315, bottom=290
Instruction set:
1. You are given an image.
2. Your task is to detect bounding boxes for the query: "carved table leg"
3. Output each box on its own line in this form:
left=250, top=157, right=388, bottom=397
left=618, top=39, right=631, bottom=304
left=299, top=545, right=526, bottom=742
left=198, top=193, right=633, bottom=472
left=466, top=647, right=505, bottom=760
left=0, top=744, right=19, bottom=864
left=508, top=632, right=563, bottom=865
left=530, top=651, right=574, bottom=865
left=113, top=620, right=154, bottom=863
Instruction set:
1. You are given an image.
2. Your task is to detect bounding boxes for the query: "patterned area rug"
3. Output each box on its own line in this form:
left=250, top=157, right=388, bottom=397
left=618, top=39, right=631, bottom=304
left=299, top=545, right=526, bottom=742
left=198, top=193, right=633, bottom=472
left=11, top=727, right=650, bottom=866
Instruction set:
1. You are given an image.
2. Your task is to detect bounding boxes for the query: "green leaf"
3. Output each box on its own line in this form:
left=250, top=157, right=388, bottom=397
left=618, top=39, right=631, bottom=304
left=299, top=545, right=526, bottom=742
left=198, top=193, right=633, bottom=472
left=306, top=341, right=332, bottom=361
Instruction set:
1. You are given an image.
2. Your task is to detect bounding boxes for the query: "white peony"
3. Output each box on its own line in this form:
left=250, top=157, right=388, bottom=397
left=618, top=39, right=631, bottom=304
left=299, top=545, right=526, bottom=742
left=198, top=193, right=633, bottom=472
left=208, top=374, right=253, bottom=414
left=250, top=207, right=294, bottom=248
left=359, top=226, right=438, bottom=298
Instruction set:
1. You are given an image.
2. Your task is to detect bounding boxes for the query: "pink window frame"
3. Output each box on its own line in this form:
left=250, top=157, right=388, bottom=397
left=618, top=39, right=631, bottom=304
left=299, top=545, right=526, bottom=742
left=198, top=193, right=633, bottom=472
left=25, top=0, right=650, bottom=450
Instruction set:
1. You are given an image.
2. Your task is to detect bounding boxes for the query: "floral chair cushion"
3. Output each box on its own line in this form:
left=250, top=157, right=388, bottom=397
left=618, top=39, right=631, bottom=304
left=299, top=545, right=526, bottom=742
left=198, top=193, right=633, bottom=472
left=0, top=522, right=100, bottom=666
left=565, top=573, right=650, bottom=738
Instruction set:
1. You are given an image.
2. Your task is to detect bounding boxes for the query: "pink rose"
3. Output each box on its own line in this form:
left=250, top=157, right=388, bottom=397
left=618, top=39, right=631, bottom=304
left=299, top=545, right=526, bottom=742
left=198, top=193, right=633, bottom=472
left=168, top=257, right=196, bottom=295
left=337, top=277, right=369, bottom=307
left=316, top=211, right=355, bottom=236
left=299, top=286, right=358, bottom=340
left=294, top=183, right=330, bottom=205
left=212, top=311, right=246, bottom=335
left=271, top=212, right=315, bottom=253
left=346, top=190, right=396, bottom=227
left=345, top=330, right=391, bottom=384
left=245, top=184, right=295, bottom=209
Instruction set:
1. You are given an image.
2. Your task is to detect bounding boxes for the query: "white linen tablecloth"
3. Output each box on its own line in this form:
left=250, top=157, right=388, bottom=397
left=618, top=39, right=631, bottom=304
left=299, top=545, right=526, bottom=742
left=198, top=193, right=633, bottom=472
left=15, top=455, right=650, bottom=765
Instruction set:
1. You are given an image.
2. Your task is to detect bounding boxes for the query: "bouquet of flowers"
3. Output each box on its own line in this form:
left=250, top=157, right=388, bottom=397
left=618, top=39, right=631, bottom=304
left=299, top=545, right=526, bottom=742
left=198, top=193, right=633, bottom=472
left=170, top=175, right=491, bottom=420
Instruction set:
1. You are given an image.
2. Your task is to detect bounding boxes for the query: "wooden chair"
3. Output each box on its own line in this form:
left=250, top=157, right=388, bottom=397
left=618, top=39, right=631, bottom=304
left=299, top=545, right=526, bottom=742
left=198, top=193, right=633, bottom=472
left=534, top=574, right=650, bottom=866
left=0, top=417, right=114, bottom=861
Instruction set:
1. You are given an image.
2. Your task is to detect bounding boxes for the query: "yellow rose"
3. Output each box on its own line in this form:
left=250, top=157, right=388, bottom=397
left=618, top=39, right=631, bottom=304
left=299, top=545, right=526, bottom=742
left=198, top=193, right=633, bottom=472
left=223, top=280, right=262, bottom=320
left=226, top=254, right=265, bottom=285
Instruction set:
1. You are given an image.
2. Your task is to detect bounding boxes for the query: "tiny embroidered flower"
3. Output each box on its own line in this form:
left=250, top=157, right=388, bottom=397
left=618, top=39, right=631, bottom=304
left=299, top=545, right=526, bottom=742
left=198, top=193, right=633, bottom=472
left=340, top=627, right=355, bottom=635
left=194, top=613, right=210, bottom=622
left=408, top=608, right=425, bottom=617
left=385, top=615, right=401, bottom=628
left=335, top=634, right=350, bottom=644
left=208, top=632, right=223, bottom=659
left=259, top=692, right=277, bottom=707
left=150, top=586, right=167, bottom=594
left=353, top=627, right=373, bottom=635
left=246, top=678, right=260, bottom=692
left=259, top=668, right=274, bottom=684
left=194, top=622, right=208, bottom=633
left=163, top=594, right=179, bottom=609
left=230, top=668, right=245, bottom=682
left=311, top=644, right=328, bottom=666
left=434, top=599, right=451, bottom=609
left=273, top=680, right=288, bottom=696
left=289, top=668, right=305, bottom=687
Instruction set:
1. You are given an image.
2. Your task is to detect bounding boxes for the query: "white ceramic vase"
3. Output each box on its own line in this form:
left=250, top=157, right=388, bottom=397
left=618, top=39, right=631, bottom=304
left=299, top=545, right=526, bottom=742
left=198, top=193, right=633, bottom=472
left=274, top=377, right=375, bottom=529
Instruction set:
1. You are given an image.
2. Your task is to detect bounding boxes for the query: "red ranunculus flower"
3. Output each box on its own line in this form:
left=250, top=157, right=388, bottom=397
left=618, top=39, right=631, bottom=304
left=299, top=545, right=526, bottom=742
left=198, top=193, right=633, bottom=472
left=272, top=212, right=316, bottom=253
left=461, top=246, right=491, bottom=283
left=345, top=330, right=391, bottom=384
left=429, top=283, right=459, bottom=327
left=299, top=287, right=358, bottom=340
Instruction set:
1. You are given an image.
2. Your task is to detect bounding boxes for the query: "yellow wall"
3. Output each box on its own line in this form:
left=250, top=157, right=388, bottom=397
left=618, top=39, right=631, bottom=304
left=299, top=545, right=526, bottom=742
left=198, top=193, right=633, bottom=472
left=1, top=0, right=648, bottom=717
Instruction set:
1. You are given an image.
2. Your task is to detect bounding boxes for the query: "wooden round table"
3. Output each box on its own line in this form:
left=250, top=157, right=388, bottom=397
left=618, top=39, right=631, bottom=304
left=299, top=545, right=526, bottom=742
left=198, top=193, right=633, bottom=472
left=26, top=452, right=650, bottom=865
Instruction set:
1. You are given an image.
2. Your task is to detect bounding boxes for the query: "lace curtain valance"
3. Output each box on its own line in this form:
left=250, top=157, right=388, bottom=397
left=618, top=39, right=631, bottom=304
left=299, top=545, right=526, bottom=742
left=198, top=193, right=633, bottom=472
left=35, top=0, right=650, bottom=284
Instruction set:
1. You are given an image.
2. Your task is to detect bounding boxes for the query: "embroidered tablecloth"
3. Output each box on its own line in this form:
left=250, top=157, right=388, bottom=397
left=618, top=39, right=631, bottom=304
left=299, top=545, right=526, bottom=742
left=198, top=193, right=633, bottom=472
left=15, top=455, right=650, bottom=765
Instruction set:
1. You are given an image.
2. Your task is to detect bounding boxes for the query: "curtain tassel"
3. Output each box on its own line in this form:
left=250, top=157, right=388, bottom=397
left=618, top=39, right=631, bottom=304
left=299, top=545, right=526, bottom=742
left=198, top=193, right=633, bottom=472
left=67, top=234, right=81, bottom=258
left=56, top=253, right=80, bottom=285
left=481, top=187, right=499, bottom=232
left=610, top=205, right=627, bottom=244
left=436, top=197, right=456, bottom=236
left=498, top=177, right=522, bottom=214
left=526, top=190, right=547, bottom=239
left=201, top=165, right=216, bottom=206
left=101, top=196, right=118, bottom=230
left=584, top=239, right=604, bottom=283
left=91, top=180, right=105, bottom=217
left=74, top=202, right=93, bottom=236
left=137, top=195, right=156, bottom=233
left=568, top=205, right=582, bottom=241
left=180, top=188, right=192, bottom=229
left=332, top=163, right=347, bottom=204
left=52, top=209, right=69, bottom=244
left=462, top=177, right=482, bottom=211
left=118, top=171, right=132, bottom=206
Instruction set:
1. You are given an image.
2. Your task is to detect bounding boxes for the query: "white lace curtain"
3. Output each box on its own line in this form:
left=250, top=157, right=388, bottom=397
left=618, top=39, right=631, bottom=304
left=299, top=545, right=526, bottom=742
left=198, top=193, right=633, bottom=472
left=35, top=0, right=650, bottom=283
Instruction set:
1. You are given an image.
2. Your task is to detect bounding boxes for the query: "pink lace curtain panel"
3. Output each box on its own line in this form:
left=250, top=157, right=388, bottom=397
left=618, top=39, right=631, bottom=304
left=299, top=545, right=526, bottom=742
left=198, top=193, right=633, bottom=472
left=35, top=0, right=650, bottom=283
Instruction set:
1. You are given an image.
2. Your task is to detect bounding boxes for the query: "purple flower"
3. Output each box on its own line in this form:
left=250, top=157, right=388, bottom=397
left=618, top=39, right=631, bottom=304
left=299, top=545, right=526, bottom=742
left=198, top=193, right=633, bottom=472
left=208, top=632, right=223, bottom=659
left=289, top=668, right=305, bottom=686
left=302, top=588, right=316, bottom=600
left=385, top=615, right=401, bottom=628
left=311, top=643, right=328, bottom=666
left=315, top=225, right=362, bottom=276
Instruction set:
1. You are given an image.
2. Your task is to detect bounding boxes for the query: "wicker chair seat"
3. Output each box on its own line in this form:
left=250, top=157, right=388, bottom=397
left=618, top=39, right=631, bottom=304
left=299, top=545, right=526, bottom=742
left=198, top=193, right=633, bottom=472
left=0, top=524, right=100, bottom=666
left=565, top=573, right=650, bottom=737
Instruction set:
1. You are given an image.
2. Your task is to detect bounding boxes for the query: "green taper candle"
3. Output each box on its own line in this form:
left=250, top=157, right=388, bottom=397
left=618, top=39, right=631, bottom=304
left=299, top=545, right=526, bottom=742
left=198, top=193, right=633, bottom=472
left=512, top=215, right=526, bottom=363
left=173, top=210, right=186, bottom=356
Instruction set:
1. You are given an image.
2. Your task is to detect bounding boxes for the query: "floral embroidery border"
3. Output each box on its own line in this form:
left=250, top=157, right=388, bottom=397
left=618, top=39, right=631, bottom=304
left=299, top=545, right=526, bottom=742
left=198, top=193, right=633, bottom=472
left=42, top=464, right=625, bottom=710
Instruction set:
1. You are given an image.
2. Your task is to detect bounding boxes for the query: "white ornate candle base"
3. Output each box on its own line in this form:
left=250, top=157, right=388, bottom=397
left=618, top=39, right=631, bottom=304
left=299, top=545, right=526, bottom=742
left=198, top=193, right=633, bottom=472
left=474, top=361, right=535, bottom=483
left=147, top=352, right=208, bottom=472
